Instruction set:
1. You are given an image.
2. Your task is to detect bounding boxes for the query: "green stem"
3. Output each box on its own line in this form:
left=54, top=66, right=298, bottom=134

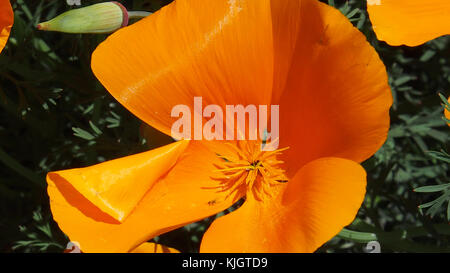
left=338, top=229, right=377, bottom=243
left=127, top=11, right=152, bottom=19
left=339, top=224, right=450, bottom=252
left=16, top=0, right=33, bottom=21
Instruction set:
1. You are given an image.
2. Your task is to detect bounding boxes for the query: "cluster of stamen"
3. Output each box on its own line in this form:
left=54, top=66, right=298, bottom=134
left=211, top=141, right=289, bottom=202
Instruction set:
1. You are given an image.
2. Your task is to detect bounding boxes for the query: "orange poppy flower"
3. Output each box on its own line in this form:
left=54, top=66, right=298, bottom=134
left=367, top=0, right=450, bottom=46
left=47, top=0, right=392, bottom=253
left=0, top=0, right=13, bottom=53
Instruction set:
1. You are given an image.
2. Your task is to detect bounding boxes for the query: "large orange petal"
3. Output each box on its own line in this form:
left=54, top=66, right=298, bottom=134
left=0, top=0, right=13, bottom=53
left=200, top=157, right=366, bottom=253
left=276, top=0, right=392, bottom=177
left=47, top=141, right=243, bottom=253
left=130, top=242, right=180, bottom=253
left=367, top=0, right=450, bottom=46
left=91, top=0, right=276, bottom=137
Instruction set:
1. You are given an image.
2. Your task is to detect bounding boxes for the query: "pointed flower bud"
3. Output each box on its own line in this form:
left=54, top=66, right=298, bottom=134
left=37, top=2, right=129, bottom=34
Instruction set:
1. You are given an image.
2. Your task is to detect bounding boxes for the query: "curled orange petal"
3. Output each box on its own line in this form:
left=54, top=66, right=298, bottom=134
left=48, top=140, right=189, bottom=222
left=47, top=141, right=243, bottom=252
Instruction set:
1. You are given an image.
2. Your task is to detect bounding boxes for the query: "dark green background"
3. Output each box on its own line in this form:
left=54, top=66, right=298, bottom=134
left=0, top=0, right=448, bottom=253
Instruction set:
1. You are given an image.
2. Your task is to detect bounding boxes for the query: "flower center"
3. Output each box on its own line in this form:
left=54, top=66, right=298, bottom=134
left=212, top=141, right=289, bottom=201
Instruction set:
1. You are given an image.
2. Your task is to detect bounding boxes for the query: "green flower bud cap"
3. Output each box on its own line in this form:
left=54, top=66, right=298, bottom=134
left=37, top=2, right=129, bottom=34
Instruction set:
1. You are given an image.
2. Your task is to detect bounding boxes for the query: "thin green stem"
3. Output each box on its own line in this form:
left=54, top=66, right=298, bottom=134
left=127, top=11, right=152, bottom=19
left=338, top=229, right=378, bottom=243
